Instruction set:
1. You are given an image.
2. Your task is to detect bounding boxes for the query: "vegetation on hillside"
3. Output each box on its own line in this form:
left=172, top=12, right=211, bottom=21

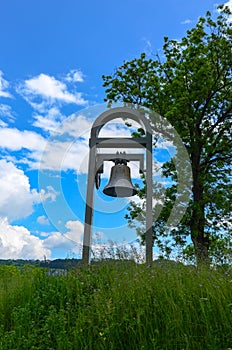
left=0, top=262, right=231, bottom=349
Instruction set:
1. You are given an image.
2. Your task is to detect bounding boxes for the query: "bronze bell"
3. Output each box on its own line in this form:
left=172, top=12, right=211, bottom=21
left=103, top=160, right=137, bottom=197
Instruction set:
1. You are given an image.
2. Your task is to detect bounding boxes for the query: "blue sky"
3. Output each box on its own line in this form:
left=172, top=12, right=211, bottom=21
left=0, top=0, right=230, bottom=260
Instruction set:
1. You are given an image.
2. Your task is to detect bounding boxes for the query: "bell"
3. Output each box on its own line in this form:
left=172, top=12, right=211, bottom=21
left=103, top=163, right=138, bottom=197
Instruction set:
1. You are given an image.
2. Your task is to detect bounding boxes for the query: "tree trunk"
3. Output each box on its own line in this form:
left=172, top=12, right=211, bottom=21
left=191, top=151, right=210, bottom=266
left=192, top=234, right=210, bottom=267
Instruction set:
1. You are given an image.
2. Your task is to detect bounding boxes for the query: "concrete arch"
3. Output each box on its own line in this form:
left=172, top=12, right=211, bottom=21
left=90, top=106, right=152, bottom=138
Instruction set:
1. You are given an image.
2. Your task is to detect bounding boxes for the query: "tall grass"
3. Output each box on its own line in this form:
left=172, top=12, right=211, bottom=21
left=0, top=261, right=231, bottom=349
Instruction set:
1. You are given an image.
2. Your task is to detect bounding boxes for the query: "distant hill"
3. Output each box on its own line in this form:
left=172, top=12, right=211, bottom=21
left=0, top=258, right=81, bottom=269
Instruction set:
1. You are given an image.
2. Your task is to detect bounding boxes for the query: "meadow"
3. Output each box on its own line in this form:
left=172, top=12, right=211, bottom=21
left=0, top=261, right=231, bottom=350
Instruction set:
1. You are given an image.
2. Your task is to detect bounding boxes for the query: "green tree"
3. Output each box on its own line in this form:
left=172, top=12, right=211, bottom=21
left=102, top=5, right=232, bottom=266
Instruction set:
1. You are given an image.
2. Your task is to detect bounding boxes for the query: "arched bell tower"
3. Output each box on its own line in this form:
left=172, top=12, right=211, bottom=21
left=82, top=106, right=153, bottom=265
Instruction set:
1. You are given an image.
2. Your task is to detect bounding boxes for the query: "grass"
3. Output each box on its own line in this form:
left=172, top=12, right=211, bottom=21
left=0, top=261, right=231, bottom=349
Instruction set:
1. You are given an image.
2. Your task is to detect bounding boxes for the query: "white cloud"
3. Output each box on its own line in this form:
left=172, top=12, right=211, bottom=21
left=39, top=186, right=59, bottom=202
left=223, top=0, right=232, bottom=11
left=33, top=110, right=92, bottom=137
left=43, top=220, right=83, bottom=253
left=217, top=1, right=232, bottom=21
left=0, top=217, right=51, bottom=259
left=34, top=113, right=91, bottom=171
left=0, top=116, right=89, bottom=172
left=39, top=139, right=89, bottom=172
left=224, top=0, right=232, bottom=21
left=0, top=71, right=12, bottom=98
left=0, top=160, right=39, bottom=220
left=0, top=104, right=15, bottom=122
left=0, top=126, right=48, bottom=168
left=0, top=160, right=57, bottom=221
left=156, top=139, right=176, bottom=155
left=65, top=69, right=84, bottom=83
left=65, top=220, right=84, bottom=245
left=43, top=231, right=72, bottom=250
left=19, top=73, right=87, bottom=109
left=38, top=114, right=144, bottom=174
left=0, top=120, right=7, bottom=127
left=37, top=215, right=50, bottom=225
left=99, top=119, right=134, bottom=138
left=0, top=111, right=144, bottom=174
left=0, top=127, right=46, bottom=151
left=57, top=113, right=93, bottom=137
left=38, top=119, right=138, bottom=173
left=65, top=219, right=83, bottom=234
left=33, top=107, right=65, bottom=134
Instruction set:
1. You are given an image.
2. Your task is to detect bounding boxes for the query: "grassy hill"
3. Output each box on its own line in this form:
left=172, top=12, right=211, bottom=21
left=0, top=261, right=231, bottom=349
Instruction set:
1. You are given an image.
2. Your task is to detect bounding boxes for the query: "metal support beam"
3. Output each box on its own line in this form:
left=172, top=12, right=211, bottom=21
left=145, top=135, right=153, bottom=266
left=82, top=145, right=96, bottom=265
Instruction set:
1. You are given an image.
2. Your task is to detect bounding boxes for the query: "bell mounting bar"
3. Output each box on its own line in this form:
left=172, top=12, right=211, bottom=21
left=90, top=136, right=150, bottom=148
left=95, top=153, right=144, bottom=175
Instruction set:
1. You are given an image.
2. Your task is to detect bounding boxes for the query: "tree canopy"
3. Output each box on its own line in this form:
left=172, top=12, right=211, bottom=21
left=102, top=5, right=232, bottom=265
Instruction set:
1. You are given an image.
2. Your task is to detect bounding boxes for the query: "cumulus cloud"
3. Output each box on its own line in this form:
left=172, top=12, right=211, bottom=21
left=0, top=107, right=144, bottom=175
left=33, top=110, right=92, bottom=137
left=43, top=231, right=72, bottom=250
left=36, top=112, right=147, bottom=176
left=56, top=113, right=93, bottom=137
left=43, top=220, right=84, bottom=254
left=0, top=71, right=12, bottom=98
left=25, top=74, right=75, bottom=101
left=39, top=139, right=89, bottom=172
left=99, top=118, right=136, bottom=138
left=44, top=110, right=132, bottom=139
left=34, top=113, right=91, bottom=171
left=0, top=160, right=39, bottom=220
left=18, top=73, right=87, bottom=111
left=0, top=115, right=90, bottom=172
left=33, top=107, right=65, bottom=134
left=38, top=115, right=141, bottom=173
left=0, top=217, right=51, bottom=259
left=0, top=126, right=48, bottom=169
left=65, top=220, right=84, bottom=243
left=0, top=160, right=57, bottom=221
left=0, top=127, right=46, bottom=151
